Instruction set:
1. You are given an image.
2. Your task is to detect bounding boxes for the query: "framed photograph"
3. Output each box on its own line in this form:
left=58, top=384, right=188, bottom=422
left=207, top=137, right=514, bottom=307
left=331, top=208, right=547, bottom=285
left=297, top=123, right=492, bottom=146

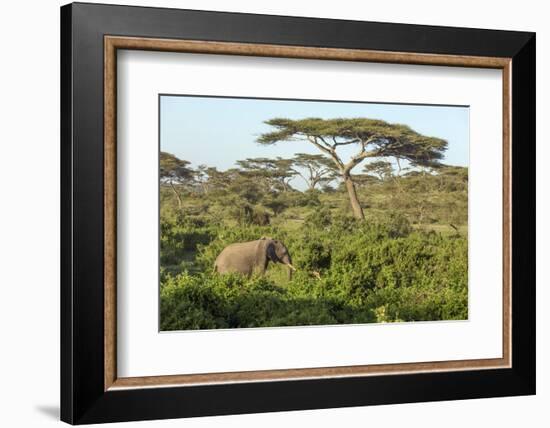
left=60, top=2, right=535, bottom=424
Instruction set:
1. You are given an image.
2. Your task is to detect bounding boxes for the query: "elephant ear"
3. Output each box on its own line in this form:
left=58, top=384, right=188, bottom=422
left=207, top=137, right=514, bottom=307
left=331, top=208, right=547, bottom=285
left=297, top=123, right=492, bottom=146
left=265, top=240, right=278, bottom=262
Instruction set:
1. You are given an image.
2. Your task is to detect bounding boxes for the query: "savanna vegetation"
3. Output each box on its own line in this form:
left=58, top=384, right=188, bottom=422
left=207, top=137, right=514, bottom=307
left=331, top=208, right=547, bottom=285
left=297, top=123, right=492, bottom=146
left=160, top=117, right=468, bottom=331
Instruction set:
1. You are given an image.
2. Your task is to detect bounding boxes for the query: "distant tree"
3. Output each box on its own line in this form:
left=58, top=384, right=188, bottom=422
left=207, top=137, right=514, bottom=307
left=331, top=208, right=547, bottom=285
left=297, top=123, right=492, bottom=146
left=262, top=193, right=291, bottom=216
left=271, top=158, right=297, bottom=192
left=321, top=183, right=337, bottom=193
left=203, top=167, right=233, bottom=192
left=291, top=153, right=338, bottom=190
left=437, top=165, right=468, bottom=180
left=236, top=157, right=296, bottom=192
left=194, top=164, right=210, bottom=194
left=196, top=166, right=265, bottom=206
left=408, top=158, right=443, bottom=176
left=363, top=160, right=394, bottom=181
left=221, top=168, right=265, bottom=204
left=352, top=173, right=381, bottom=189
left=433, top=165, right=468, bottom=192
left=258, top=118, right=447, bottom=220
left=160, top=152, right=194, bottom=208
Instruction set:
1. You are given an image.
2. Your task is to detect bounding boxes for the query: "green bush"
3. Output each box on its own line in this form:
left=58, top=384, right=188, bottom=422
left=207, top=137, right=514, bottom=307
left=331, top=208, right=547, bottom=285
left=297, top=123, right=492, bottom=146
left=160, top=212, right=468, bottom=330
left=158, top=159, right=469, bottom=330
left=160, top=215, right=217, bottom=275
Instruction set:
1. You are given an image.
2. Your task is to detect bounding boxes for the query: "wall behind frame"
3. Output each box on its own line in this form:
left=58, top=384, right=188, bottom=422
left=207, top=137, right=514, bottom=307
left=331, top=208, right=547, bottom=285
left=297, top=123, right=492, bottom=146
left=0, top=0, right=545, bottom=427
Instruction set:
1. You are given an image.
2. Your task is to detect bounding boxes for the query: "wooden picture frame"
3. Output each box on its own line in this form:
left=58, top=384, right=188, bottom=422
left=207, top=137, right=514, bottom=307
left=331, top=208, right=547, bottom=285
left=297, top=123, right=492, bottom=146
left=61, top=2, right=535, bottom=424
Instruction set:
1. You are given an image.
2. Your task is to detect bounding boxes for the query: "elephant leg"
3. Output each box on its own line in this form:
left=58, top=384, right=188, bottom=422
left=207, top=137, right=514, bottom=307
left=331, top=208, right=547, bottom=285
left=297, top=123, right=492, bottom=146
left=253, top=261, right=267, bottom=276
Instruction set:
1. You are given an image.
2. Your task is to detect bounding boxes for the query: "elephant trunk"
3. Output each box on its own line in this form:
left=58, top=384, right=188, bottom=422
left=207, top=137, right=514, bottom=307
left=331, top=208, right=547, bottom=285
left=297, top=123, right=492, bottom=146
left=283, top=255, right=295, bottom=281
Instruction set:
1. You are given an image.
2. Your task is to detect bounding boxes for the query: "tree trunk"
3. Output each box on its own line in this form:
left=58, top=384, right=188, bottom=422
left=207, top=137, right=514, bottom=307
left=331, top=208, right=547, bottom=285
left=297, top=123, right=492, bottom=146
left=309, top=180, right=317, bottom=191
left=343, top=174, right=365, bottom=220
left=169, top=181, right=183, bottom=209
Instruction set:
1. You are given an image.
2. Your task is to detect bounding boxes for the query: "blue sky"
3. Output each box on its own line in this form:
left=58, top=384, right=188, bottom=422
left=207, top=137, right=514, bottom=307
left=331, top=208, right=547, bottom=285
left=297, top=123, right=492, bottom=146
left=160, top=95, right=469, bottom=190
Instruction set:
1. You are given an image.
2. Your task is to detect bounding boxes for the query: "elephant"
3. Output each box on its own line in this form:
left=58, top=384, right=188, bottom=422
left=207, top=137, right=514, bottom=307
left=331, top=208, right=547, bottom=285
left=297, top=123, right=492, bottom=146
left=214, top=237, right=295, bottom=279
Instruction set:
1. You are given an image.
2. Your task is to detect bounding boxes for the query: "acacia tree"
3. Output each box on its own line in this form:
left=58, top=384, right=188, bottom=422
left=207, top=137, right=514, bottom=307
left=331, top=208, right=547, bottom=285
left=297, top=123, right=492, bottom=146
left=160, top=152, right=194, bottom=208
left=408, top=158, right=443, bottom=177
left=272, top=158, right=297, bottom=192
left=292, top=153, right=338, bottom=190
left=350, top=173, right=380, bottom=189
left=201, top=166, right=233, bottom=193
left=258, top=118, right=447, bottom=220
left=194, top=164, right=211, bottom=194
left=236, top=157, right=296, bottom=192
left=363, top=160, right=394, bottom=182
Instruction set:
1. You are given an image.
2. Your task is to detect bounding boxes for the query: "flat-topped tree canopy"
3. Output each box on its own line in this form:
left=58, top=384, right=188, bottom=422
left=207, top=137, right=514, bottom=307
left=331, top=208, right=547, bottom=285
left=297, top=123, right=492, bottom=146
left=363, top=160, right=394, bottom=181
left=160, top=151, right=195, bottom=209
left=257, top=117, right=448, bottom=219
left=257, top=117, right=447, bottom=170
left=291, top=153, right=338, bottom=190
left=160, top=151, right=194, bottom=183
left=236, top=157, right=296, bottom=192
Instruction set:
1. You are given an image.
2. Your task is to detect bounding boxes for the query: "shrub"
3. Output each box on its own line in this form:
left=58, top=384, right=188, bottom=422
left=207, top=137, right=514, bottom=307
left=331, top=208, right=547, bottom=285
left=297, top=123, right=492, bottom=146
left=160, top=215, right=468, bottom=330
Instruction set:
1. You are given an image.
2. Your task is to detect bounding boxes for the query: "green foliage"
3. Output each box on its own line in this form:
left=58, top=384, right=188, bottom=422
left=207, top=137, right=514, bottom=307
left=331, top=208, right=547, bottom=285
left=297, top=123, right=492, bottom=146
left=160, top=213, right=217, bottom=276
left=292, top=153, right=338, bottom=190
left=226, top=203, right=271, bottom=226
left=257, top=117, right=449, bottom=220
left=159, top=148, right=468, bottom=331
left=257, top=117, right=448, bottom=166
left=160, top=152, right=194, bottom=184
left=363, top=160, right=394, bottom=181
left=160, top=211, right=468, bottom=330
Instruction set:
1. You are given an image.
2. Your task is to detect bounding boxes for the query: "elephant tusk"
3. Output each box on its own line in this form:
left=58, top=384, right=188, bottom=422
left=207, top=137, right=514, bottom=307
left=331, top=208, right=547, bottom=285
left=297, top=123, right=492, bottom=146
left=286, top=263, right=297, bottom=271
